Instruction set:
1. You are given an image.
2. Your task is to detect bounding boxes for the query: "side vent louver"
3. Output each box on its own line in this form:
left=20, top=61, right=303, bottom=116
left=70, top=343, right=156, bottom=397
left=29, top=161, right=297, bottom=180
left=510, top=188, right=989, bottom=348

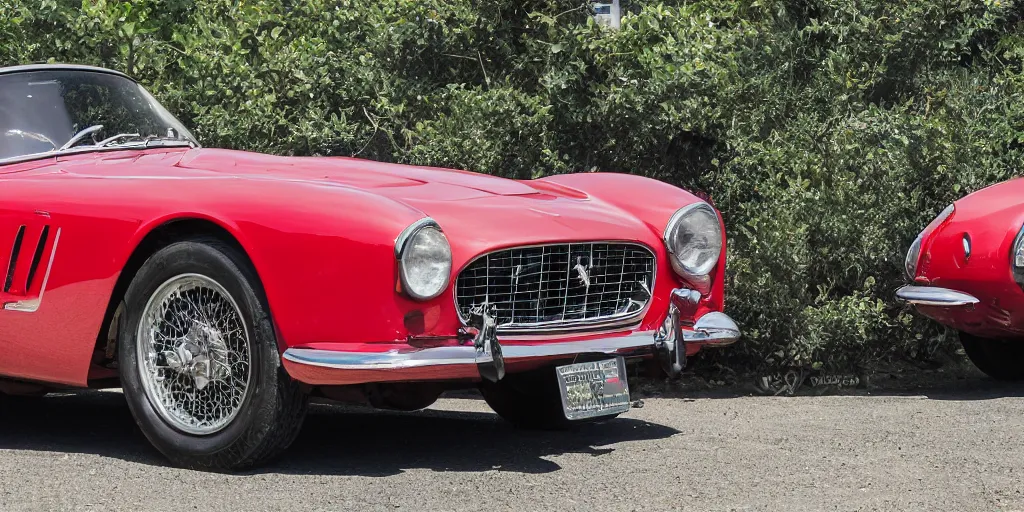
left=3, top=225, right=25, bottom=293
left=2, top=225, right=60, bottom=313
left=25, top=225, right=50, bottom=292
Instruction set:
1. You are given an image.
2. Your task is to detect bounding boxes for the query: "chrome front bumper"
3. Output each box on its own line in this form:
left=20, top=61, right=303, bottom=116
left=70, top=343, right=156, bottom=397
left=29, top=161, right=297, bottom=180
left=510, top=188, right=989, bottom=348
left=282, top=289, right=740, bottom=386
left=896, top=285, right=979, bottom=307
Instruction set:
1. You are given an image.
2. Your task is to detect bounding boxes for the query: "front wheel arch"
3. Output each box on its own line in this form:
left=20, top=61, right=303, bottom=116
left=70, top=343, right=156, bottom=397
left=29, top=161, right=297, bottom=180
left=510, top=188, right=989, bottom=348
left=89, top=218, right=267, bottom=381
left=960, top=332, right=1024, bottom=381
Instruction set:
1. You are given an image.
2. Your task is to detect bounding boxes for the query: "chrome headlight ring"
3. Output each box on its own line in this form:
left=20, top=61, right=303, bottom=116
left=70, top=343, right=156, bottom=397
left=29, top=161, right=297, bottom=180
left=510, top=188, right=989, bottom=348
left=905, top=204, right=954, bottom=280
left=663, top=202, right=723, bottom=281
left=1010, top=223, right=1024, bottom=285
left=395, top=217, right=452, bottom=301
left=905, top=234, right=923, bottom=280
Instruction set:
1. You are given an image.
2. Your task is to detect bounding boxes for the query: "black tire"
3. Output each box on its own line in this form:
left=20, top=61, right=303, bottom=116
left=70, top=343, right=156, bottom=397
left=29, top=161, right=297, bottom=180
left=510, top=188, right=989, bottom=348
left=960, top=333, right=1024, bottom=381
left=119, top=238, right=308, bottom=470
left=479, top=365, right=619, bottom=430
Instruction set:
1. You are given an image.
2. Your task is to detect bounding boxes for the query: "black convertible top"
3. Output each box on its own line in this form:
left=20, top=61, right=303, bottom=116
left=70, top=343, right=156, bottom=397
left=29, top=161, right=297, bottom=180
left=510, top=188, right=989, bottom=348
left=0, top=63, right=132, bottom=81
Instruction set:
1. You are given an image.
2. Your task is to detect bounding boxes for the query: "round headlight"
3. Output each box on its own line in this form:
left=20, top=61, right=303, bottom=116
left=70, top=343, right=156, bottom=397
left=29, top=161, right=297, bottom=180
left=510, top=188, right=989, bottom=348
left=664, top=202, right=723, bottom=277
left=396, top=219, right=452, bottom=300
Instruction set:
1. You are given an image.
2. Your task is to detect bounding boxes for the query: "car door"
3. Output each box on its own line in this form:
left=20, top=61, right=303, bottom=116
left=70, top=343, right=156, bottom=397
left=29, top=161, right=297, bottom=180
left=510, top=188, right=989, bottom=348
left=0, top=158, right=74, bottom=384
left=0, top=156, right=149, bottom=387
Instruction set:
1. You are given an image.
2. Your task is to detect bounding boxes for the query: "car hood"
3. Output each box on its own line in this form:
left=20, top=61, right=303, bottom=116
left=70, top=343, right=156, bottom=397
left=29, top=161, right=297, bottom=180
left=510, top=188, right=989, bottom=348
left=953, top=177, right=1024, bottom=223
left=173, top=148, right=665, bottom=248
left=176, top=148, right=538, bottom=198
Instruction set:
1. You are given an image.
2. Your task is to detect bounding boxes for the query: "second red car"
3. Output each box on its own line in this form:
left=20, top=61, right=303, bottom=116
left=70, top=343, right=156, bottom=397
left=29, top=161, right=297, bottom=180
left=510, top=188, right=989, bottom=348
left=899, top=179, right=1024, bottom=380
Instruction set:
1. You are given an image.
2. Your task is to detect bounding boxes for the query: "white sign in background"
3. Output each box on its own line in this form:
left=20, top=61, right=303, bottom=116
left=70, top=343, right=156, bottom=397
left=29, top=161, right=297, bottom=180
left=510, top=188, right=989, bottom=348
left=593, top=0, right=622, bottom=30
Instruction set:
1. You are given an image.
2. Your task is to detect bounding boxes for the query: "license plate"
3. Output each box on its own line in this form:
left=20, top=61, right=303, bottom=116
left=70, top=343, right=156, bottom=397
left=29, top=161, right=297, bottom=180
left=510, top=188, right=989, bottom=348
left=555, top=357, right=630, bottom=420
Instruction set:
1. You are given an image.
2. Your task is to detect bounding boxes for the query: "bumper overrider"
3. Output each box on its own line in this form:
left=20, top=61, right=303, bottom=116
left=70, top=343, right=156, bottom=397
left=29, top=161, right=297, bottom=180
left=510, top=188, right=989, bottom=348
left=281, top=288, right=740, bottom=386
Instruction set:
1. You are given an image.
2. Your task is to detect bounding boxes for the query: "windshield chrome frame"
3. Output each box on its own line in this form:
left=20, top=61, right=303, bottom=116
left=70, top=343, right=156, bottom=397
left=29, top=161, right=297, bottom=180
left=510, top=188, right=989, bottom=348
left=0, top=63, right=133, bottom=79
left=0, top=140, right=198, bottom=167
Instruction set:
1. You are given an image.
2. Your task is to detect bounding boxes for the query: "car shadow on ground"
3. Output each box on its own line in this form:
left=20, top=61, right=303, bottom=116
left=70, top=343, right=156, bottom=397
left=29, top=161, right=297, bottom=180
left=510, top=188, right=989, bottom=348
left=651, top=373, right=1024, bottom=401
left=861, top=378, right=1024, bottom=401
left=0, top=390, right=680, bottom=476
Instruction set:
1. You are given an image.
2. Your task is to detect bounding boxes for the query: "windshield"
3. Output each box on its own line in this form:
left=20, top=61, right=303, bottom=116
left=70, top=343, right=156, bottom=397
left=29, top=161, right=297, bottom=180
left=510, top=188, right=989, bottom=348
left=0, top=69, right=197, bottom=161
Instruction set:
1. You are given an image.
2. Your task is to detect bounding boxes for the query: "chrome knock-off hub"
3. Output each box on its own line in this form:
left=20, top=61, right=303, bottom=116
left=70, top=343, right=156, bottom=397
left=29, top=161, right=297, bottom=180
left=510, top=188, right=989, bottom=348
left=161, top=321, right=232, bottom=390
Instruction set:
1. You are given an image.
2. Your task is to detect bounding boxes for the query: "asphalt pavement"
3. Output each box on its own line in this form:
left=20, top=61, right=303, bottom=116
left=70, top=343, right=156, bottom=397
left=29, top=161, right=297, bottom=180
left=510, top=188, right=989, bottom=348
left=1, top=381, right=1023, bottom=511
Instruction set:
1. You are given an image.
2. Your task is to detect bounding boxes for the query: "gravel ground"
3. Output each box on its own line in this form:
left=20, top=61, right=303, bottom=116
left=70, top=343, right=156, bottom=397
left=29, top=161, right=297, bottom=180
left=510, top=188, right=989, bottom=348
left=1, top=381, right=1023, bottom=511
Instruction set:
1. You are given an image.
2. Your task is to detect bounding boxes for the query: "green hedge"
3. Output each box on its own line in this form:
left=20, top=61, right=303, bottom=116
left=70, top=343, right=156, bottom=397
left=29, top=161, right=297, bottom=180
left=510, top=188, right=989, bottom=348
left=3, top=0, right=1023, bottom=376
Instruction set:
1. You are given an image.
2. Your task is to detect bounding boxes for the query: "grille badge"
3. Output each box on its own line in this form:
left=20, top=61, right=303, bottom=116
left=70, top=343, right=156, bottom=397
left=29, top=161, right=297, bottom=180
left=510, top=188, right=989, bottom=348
left=574, top=257, right=592, bottom=291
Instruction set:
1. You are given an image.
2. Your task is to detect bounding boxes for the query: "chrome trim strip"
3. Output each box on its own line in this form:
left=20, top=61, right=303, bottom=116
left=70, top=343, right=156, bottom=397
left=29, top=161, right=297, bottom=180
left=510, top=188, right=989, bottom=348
left=0, top=141, right=196, bottom=167
left=283, top=332, right=656, bottom=371
left=895, top=285, right=979, bottom=307
left=0, top=63, right=133, bottom=80
left=282, top=311, right=741, bottom=372
left=484, top=316, right=645, bottom=339
left=452, top=241, right=657, bottom=334
left=394, top=217, right=441, bottom=259
left=285, top=345, right=480, bottom=370
left=502, top=331, right=657, bottom=358
left=3, top=228, right=60, bottom=313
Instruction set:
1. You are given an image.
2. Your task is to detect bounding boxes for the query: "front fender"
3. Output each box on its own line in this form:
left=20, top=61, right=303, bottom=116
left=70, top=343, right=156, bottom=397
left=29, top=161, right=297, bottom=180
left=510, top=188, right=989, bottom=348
left=535, top=173, right=726, bottom=313
left=121, top=178, right=443, bottom=350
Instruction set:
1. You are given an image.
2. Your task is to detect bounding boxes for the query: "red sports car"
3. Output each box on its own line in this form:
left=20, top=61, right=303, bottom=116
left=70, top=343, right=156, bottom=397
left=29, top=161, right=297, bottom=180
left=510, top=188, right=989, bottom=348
left=899, top=181, right=1024, bottom=380
left=0, top=64, right=739, bottom=469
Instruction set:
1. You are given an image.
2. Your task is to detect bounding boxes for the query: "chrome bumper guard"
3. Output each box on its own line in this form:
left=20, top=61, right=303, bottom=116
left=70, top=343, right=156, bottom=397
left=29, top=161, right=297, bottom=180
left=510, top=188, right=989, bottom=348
left=282, top=288, right=740, bottom=385
left=895, top=285, right=979, bottom=307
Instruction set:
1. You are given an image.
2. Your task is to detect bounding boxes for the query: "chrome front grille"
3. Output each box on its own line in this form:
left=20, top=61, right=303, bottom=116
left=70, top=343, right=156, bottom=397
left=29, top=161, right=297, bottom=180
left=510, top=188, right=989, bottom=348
left=455, top=242, right=656, bottom=332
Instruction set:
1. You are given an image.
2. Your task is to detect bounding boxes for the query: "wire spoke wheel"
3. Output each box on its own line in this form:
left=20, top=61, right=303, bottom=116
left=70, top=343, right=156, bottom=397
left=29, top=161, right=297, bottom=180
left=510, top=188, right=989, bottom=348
left=120, top=241, right=307, bottom=469
left=137, top=273, right=252, bottom=435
